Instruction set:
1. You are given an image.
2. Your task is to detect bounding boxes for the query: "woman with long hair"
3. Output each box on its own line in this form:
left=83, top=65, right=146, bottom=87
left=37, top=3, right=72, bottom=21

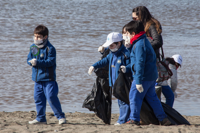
left=132, top=6, right=162, bottom=59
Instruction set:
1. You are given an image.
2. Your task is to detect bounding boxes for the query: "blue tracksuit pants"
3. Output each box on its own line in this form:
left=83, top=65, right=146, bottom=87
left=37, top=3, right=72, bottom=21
left=117, top=99, right=130, bottom=124
left=162, top=85, right=174, bottom=107
left=129, top=80, right=167, bottom=122
left=34, top=81, right=65, bottom=122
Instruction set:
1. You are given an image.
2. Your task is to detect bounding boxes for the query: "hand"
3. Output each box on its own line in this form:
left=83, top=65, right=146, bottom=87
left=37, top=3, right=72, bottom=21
left=136, top=84, right=144, bottom=93
left=88, top=66, right=94, bottom=75
left=28, top=58, right=37, bottom=66
left=98, top=46, right=105, bottom=53
left=120, top=66, right=126, bottom=73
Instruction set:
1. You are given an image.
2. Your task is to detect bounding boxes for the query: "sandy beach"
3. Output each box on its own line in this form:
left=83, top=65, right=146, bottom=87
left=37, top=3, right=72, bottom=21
left=0, top=111, right=199, bottom=133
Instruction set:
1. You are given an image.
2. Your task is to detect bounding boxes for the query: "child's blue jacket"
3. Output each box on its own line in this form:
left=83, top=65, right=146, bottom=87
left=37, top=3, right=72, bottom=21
left=130, top=34, right=158, bottom=84
left=27, top=40, right=56, bottom=82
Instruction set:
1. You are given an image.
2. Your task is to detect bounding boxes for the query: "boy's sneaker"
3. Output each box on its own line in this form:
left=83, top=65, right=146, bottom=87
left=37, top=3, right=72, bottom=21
left=114, top=122, right=121, bottom=126
left=59, top=118, right=66, bottom=124
left=126, top=120, right=140, bottom=125
left=159, top=118, right=171, bottom=126
left=29, top=119, right=47, bottom=125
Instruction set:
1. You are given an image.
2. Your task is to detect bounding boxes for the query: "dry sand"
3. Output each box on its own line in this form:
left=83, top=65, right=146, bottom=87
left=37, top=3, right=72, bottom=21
left=0, top=111, right=199, bottom=133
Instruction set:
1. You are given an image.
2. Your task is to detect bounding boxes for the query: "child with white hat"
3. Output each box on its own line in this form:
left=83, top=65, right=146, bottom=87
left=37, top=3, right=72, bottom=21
left=168, top=54, right=182, bottom=98
left=88, top=32, right=131, bottom=125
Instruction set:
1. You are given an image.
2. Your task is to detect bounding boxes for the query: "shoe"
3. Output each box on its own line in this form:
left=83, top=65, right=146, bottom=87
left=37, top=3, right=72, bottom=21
left=159, top=118, right=171, bottom=126
left=126, top=120, right=140, bottom=125
left=59, top=118, right=66, bottom=124
left=29, top=119, right=47, bottom=124
left=114, top=122, right=121, bottom=125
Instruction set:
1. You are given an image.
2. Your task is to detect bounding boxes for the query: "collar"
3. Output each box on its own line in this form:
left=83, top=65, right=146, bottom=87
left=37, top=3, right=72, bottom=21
left=130, top=31, right=146, bottom=44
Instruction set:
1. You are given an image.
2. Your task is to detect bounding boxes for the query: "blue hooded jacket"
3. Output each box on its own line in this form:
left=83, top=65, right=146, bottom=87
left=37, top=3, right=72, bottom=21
left=27, top=40, right=56, bottom=82
left=93, top=45, right=131, bottom=87
left=130, top=34, right=158, bottom=84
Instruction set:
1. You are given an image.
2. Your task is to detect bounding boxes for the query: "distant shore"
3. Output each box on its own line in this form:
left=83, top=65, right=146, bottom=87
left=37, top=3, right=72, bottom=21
left=0, top=111, right=199, bottom=133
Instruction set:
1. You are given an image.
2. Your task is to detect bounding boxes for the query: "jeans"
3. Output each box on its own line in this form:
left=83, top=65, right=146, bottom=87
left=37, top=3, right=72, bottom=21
left=129, top=80, right=167, bottom=122
left=34, top=81, right=65, bottom=122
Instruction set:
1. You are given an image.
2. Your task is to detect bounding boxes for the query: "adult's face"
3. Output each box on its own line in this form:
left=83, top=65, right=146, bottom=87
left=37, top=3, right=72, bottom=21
left=132, top=12, right=139, bottom=21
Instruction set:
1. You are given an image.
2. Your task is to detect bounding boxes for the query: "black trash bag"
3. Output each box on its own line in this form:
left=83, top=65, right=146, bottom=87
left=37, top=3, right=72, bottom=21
left=82, top=77, right=111, bottom=124
left=161, top=102, right=190, bottom=125
left=140, top=100, right=190, bottom=125
left=113, top=70, right=132, bottom=104
left=95, top=77, right=112, bottom=124
left=83, top=48, right=112, bottom=124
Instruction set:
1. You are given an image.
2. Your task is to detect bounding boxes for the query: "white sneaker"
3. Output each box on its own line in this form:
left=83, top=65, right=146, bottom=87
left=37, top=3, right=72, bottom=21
left=29, top=119, right=47, bottom=124
left=114, top=122, right=121, bottom=125
left=59, top=118, right=66, bottom=124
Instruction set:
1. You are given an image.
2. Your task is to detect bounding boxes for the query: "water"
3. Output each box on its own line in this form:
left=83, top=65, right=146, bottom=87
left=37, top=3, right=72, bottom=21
left=0, top=0, right=200, bottom=116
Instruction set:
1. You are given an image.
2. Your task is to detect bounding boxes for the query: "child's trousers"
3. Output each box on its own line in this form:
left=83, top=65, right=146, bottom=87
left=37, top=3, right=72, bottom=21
left=117, top=99, right=130, bottom=124
left=162, top=85, right=174, bottom=107
left=34, top=81, right=65, bottom=122
left=129, top=80, right=167, bottom=122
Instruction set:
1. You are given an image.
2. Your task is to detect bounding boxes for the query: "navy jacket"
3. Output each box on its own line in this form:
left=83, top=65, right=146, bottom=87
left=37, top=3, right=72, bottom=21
left=27, top=40, right=56, bottom=82
left=93, top=45, right=131, bottom=87
left=131, top=34, right=158, bottom=84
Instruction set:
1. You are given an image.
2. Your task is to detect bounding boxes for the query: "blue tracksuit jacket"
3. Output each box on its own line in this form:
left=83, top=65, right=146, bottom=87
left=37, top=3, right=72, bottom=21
left=27, top=40, right=56, bottom=82
left=131, top=34, right=158, bottom=84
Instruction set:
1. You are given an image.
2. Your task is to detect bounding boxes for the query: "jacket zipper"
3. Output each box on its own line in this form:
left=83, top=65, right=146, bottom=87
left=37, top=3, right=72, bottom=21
left=45, top=67, right=47, bottom=77
left=35, top=54, right=39, bottom=82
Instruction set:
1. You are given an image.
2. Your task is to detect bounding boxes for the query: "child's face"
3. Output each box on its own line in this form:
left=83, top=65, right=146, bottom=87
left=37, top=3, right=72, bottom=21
left=109, top=43, right=118, bottom=49
left=127, top=31, right=135, bottom=39
left=34, top=34, right=47, bottom=40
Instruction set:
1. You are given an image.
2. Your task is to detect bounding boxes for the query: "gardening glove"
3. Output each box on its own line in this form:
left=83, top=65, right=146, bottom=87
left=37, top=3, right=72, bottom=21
left=98, top=46, right=105, bottom=53
left=136, top=84, right=144, bottom=93
left=28, top=58, right=37, bottom=66
left=120, top=66, right=126, bottom=73
left=88, top=66, right=94, bottom=75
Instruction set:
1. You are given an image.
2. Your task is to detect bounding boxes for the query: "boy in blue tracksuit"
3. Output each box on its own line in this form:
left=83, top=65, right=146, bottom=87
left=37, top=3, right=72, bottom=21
left=125, top=21, right=171, bottom=126
left=88, top=32, right=130, bottom=125
left=27, top=25, right=66, bottom=125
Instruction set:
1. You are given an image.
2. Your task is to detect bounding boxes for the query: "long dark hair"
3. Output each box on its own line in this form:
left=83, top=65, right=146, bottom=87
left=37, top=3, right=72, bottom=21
left=132, top=6, right=162, bottom=37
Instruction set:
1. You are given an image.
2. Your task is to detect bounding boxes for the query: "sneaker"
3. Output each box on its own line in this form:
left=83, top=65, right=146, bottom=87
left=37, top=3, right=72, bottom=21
left=159, top=118, right=171, bottom=126
left=29, top=119, right=47, bottom=125
left=114, top=122, right=121, bottom=125
left=59, top=118, right=66, bottom=124
left=126, top=120, right=140, bottom=125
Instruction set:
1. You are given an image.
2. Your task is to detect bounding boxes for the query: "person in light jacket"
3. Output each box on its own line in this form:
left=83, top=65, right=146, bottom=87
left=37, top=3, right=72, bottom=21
left=168, top=54, right=183, bottom=98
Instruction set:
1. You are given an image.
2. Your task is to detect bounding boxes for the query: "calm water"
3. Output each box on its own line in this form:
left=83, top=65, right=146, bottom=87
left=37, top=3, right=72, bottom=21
left=0, top=0, right=200, bottom=116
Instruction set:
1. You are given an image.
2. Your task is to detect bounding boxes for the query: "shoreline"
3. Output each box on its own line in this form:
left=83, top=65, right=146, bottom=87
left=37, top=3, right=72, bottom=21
left=0, top=111, right=200, bottom=133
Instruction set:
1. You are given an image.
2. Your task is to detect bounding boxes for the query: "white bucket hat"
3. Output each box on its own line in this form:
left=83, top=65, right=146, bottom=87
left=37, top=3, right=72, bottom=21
left=102, top=32, right=123, bottom=47
left=172, top=54, right=182, bottom=66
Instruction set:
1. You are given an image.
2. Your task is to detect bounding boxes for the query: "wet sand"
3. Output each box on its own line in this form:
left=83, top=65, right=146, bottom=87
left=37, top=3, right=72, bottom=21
left=0, top=111, right=199, bottom=133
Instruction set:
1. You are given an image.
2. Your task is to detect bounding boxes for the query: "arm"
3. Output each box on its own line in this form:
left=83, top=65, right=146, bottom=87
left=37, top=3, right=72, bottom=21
left=134, top=43, right=146, bottom=84
left=168, top=68, right=178, bottom=92
left=148, top=25, right=163, bottom=50
left=36, top=47, right=56, bottom=67
left=27, top=50, right=33, bottom=66
left=93, top=54, right=110, bottom=69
